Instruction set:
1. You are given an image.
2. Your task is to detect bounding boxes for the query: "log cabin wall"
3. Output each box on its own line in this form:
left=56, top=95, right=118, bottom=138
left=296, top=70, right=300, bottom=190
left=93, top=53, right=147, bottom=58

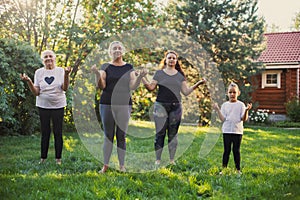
left=286, top=68, right=300, bottom=100
left=251, top=68, right=299, bottom=114
left=251, top=31, right=300, bottom=116
left=251, top=71, right=286, bottom=114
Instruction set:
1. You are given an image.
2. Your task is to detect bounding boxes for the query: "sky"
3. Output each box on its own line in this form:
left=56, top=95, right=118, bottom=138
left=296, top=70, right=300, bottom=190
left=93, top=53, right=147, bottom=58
left=257, top=0, right=300, bottom=31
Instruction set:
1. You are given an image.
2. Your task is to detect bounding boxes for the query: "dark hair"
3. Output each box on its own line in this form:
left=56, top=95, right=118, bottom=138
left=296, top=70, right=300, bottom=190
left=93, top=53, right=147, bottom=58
left=159, top=50, right=186, bottom=77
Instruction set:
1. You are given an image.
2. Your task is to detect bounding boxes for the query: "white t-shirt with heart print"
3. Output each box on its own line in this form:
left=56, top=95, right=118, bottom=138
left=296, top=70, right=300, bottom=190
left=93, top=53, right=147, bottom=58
left=34, top=66, right=67, bottom=109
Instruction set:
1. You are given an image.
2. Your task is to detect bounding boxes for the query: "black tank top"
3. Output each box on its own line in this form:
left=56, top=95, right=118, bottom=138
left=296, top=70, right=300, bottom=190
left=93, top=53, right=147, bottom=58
left=100, top=63, right=133, bottom=105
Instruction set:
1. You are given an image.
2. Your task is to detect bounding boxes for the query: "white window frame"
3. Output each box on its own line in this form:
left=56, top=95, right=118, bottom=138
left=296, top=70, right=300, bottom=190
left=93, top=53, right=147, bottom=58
left=261, top=70, right=282, bottom=88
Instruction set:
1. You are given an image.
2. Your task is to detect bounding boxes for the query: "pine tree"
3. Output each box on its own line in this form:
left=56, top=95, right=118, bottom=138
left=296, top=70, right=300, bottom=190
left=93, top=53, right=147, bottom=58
left=163, top=0, right=265, bottom=125
left=168, top=0, right=265, bottom=101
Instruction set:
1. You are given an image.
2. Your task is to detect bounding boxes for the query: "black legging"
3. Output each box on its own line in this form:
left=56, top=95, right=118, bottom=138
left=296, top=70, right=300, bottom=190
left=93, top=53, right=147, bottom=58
left=153, top=102, right=182, bottom=161
left=38, top=107, right=64, bottom=159
left=222, top=133, right=243, bottom=170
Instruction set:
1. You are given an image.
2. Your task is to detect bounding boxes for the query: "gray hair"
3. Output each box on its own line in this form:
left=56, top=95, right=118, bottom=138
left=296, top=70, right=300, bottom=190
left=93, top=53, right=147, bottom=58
left=108, top=41, right=125, bottom=58
left=41, top=50, right=56, bottom=60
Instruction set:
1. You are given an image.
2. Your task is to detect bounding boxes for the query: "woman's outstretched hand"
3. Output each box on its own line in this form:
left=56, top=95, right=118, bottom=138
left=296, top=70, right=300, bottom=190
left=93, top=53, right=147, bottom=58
left=91, top=64, right=98, bottom=73
left=135, top=68, right=148, bottom=77
left=199, top=78, right=206, bottom=84
left=20, top=73, right=31, bottom=82
left=64, top=67, right=72, bottom=75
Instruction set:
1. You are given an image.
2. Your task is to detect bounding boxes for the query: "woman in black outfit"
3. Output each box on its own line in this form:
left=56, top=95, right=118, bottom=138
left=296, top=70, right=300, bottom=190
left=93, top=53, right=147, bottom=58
left=142, top=50, right=206, bottom=165
left=91, top=41, right=147, bottom=173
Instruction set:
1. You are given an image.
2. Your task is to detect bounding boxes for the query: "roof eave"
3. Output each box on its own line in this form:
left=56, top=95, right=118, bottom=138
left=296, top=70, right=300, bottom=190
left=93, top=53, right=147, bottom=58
left=265, top=62, right=300, bottom=69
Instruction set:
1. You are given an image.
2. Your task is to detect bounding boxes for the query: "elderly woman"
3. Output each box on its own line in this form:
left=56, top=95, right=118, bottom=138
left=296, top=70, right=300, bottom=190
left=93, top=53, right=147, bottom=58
left=21, top=50, right=71, bottom=165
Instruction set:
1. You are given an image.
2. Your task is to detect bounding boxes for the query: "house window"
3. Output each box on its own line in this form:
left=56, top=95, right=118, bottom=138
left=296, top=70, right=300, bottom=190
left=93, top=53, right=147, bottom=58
left=266, top=74, right=277, bottom=84
left=262, top=70, right=282, bottom=88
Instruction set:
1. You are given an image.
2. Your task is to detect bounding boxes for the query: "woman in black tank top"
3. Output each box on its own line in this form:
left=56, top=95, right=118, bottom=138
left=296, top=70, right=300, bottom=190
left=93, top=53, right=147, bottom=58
left=91, top=41, right=147, bottom=173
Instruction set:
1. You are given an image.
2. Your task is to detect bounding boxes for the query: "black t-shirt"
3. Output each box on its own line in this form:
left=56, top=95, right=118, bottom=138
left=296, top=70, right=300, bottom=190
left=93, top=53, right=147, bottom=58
left=153, top=70, right=185, bottom=103
left=100, top=63, right=134, bottom=105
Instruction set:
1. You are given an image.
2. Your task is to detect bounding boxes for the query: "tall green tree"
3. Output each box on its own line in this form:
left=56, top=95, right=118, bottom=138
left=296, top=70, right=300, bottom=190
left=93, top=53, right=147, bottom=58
left=163, top=0, right=265, bottom=124
left=0, top=0, right=164, bottom=83
left=0, top=0, right=165, bottom=133
left=172, top=0, right=265, bottom=89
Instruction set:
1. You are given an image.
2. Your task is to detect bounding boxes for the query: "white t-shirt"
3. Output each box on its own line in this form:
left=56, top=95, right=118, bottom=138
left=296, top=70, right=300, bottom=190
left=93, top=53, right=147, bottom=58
left=34, top=67, right=67, bottom=109
left=220, top=100, right=246, bottom=134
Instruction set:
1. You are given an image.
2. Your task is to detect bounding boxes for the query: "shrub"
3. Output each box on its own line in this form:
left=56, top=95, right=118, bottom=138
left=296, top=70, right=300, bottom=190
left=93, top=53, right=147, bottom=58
left=285, top=97, right=300, bottom=122
left=0, top=38, right=42, bottom=135
left=249, top=109, right=269, bottom=124
left=274, top=121, right=300, bottom=128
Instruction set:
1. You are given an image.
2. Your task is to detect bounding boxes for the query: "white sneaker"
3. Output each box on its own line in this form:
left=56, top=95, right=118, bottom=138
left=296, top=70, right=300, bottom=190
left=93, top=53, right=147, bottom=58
left=170, top=160, right=176, bottom=165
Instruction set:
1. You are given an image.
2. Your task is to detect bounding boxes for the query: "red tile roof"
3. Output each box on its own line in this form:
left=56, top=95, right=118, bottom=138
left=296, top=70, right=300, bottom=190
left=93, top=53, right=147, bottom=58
left=258, top=31, right=300, bottom=63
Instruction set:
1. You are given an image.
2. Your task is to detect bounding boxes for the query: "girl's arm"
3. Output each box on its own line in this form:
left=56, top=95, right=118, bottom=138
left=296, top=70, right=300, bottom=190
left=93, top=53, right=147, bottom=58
left=242, top=103, right=252, bottom=122
left=142, top=76, right=158, bottom=91
left=213, top=103, right=225, bottom=122
left=91, top=64, right=106, bottom=89
left=181, top=78, right=206, bottom=96
left=20, top=73, right=40, bottom=96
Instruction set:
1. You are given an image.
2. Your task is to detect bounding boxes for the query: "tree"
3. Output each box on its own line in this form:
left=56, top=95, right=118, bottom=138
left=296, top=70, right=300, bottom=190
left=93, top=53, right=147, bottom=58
left=0, top=0, right=165, bottom=133
left=164, top=0, right=265, bottom=125
left=265, top=23, right=280, bottom=33
left=292, top=11, right=300, bottom=31
left=0, top=0, right=164, bottom=83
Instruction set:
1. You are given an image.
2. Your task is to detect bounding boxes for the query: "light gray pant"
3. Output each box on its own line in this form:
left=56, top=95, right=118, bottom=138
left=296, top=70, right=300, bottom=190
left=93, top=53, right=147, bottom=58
left=100, top=104, right=131, bottom=166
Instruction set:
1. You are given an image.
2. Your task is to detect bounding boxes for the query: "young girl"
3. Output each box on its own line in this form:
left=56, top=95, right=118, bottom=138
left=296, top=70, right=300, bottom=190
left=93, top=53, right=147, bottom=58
left=213, top=82, right=252, bottom=174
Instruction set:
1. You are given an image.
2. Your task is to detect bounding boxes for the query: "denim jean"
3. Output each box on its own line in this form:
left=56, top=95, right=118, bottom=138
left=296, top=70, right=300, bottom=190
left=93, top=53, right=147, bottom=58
left=100, top=104, right=131, bottom=166
left=153, top=102, right=182, bottom=161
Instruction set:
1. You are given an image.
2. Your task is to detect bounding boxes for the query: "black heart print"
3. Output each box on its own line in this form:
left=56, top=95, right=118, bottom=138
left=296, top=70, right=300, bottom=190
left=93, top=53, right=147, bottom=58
left=45, top=76, right=55, bottom=85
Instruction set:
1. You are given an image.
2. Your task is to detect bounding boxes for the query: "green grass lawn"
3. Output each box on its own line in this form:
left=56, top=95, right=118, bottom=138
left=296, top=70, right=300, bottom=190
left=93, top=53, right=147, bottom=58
left=0, top=122, right=299, bottom=199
